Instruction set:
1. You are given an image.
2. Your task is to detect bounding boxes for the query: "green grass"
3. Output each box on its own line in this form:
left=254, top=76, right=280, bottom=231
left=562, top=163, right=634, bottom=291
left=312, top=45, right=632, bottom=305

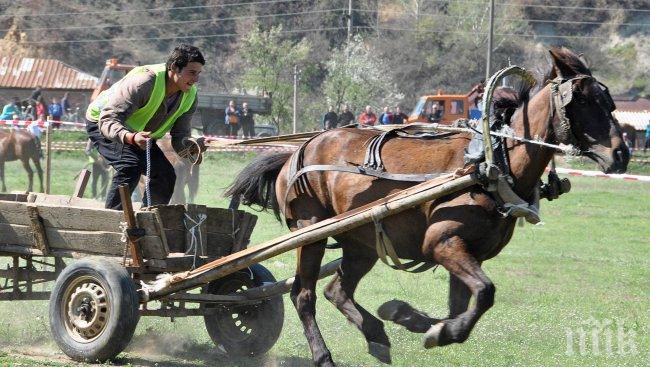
left=0, top=152, right=648, bottom=366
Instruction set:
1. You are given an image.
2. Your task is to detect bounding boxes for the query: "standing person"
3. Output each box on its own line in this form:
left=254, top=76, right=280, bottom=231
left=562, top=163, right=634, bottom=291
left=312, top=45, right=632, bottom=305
left=392, top=106, right=408, bottom=124
left=358, top=105, right=377, bottom=127
left=29, top=86, right=42, bottom=103
left=645, top=121, right=650, bottom=153
left=240, top=102, right=255, bottom=139
left=0, top=97, right=21, bottom=120
left=322, top=105, right=338, bottom=130
left=224, top=100, right=240, bottom=138
left=61, top=92, right=71, bottom=116
left=378, top=106, right=393, bottom=125
left=26, top=117, right=43, bottom=158
left=337, top=104, right=355, bottom=126
left=35, top=96, right=46, bottom=122
left=85, top=43, right=206, bottom=209
left=48, top=97, right=63, bottom=128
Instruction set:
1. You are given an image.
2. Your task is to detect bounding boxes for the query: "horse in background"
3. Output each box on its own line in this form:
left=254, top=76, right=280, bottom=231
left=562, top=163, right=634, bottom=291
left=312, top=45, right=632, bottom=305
left=0, top=129, right=43, bottom=192
left=226, top=47, right=628, bottom=366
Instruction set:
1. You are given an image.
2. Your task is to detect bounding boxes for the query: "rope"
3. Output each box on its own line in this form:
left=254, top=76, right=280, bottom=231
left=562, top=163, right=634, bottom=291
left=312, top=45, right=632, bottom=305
left=184, top=212, right=207, bottom=270
left=145, top=139, right=152, bottom=207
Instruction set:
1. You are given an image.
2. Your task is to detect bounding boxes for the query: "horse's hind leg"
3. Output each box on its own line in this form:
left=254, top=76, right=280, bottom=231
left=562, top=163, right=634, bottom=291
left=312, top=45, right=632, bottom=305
left=291, top=239, right=335, bottom=367
left=323, top=245, right=391, bottom=364
left=423, top=235, right=495, bottom=348
left=0, top=161, right=6, bottom=192
left=32, top=157, right=43, bottom=192
left=21, top=159, right=34, bottom=192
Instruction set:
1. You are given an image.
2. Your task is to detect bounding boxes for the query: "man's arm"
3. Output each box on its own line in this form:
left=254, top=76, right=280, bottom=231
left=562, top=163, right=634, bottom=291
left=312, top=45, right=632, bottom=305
left=97, top=72, right=154, bottom=144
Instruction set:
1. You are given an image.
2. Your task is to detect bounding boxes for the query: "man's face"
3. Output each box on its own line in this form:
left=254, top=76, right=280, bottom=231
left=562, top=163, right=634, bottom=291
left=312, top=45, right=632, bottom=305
left=171, top=62, right=203, bottom=92
left=396, top=107, right=401, bottom=113
left=366, top=106, right=372, bottom=113
left=243, top=103, right=248, bottom=109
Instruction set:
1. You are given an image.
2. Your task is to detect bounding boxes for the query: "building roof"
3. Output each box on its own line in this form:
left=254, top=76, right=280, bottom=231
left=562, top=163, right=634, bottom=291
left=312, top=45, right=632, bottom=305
left=613, top=110, right=650, bottom=130
left=613, top=96, right=650, bottom=112
left=0, top=57, right=98, bottom=90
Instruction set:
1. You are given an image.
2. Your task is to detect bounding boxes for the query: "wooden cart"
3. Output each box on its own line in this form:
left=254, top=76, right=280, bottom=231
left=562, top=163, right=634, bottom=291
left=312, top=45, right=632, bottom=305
left=0, top=190, right=289, bottom=361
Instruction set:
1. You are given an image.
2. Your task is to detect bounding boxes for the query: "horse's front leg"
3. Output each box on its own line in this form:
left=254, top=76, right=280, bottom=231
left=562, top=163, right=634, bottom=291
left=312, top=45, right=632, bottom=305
left=323, top=244, right=391, bottom=364
left=424, top=234, right=495, bottom=348
left=21, top=159, right=34, bottom=192
left=0, top=161, right=6, bottom=192
left=291, top=238, right=335, bottom=367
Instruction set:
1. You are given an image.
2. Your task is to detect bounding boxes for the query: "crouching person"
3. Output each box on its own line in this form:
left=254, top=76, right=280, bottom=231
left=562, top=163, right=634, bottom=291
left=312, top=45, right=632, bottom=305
left=85, top=44, right=206, bottom=209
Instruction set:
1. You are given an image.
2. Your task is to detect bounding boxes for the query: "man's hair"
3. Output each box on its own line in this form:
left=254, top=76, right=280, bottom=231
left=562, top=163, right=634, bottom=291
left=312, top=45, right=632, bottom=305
left=166, top=44, right=205, bottom=71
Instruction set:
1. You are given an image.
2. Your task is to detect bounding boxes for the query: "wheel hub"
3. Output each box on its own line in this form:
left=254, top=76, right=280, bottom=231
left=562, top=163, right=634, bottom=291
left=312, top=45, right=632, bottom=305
left=65, top=281, right=109, bottom=342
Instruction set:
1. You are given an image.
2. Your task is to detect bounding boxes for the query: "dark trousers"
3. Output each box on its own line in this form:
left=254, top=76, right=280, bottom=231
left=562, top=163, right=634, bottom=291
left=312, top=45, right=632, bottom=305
left=228, top=123, right=240, bottom=137
left=86, top=120, right=176, bottom=209
left=242, top=121, right=254, bottom=138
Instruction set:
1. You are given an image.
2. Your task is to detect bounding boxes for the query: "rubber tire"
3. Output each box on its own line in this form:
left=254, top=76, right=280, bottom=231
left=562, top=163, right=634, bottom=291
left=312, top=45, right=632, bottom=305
left=204, top=264, right=284, bottom=356
left=49, top=258, right=140, bottom=362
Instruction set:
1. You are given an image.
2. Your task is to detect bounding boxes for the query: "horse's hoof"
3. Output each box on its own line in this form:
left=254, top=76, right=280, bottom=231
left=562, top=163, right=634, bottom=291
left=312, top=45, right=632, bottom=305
left=377, top=299, right=411, bottom=321
left=423, top=322, right=446, bottom=349
left=368, top=341, right=392, bottom=364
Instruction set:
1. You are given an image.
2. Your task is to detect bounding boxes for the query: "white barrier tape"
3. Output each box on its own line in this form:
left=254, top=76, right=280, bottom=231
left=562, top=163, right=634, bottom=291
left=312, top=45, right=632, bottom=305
left=549, top=167, right=650, bottom=182
left=0, top=119, right=85, bottom=129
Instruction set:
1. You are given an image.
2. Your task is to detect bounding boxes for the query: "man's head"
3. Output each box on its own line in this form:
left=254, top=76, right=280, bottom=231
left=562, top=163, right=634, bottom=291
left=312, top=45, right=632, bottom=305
left=328, top=105, right=334, bottom=112
left=166, top=44, right=205, bottom=92
left=52, top=98, right=58, bottom=104
left=383, top=106, right=389, bottom=113
left=229, top=100, right=236, bottom=108
left=344, top=104, right=350, bottom=112
left=396, top=106, right=402, bottom=113
left=242, top=102, right=248, bottom=109
left=365, top=105, right=372, bottom=113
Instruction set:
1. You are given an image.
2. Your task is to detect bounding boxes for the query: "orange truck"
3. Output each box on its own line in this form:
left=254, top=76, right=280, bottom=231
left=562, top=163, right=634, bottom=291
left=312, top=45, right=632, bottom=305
left=407, top=84, right=484, bottom=124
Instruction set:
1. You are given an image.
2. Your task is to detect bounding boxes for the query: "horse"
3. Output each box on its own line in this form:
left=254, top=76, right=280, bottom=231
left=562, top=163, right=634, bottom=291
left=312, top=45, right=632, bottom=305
left=226, top=47, right=629, bottom=366
left=0, top=129, right=43, bottom=193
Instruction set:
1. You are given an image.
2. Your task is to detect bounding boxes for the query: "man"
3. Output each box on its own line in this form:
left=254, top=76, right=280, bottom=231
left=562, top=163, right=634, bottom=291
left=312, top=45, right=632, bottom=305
left=337, top=104, right=355, bottom=126
left=645, top=121, right=650, bottom=153
left=322, top=105, right=338, bottom=130
left=358, top=105, right=377, bottom=127
left=392, top=106, right=408, bottom=124
left=86, top=43, right=205, bottom=209
left=428, top=103, right=443, bottom=123
left=48, top=97, right=63, bottom=128
left=378, top=106, right=393, bottom=125
left=240, top=102, right=255, bottom=139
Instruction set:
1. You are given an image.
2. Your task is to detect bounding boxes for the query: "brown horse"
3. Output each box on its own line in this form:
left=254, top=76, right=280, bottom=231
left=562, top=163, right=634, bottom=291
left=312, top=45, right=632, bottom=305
left=0, top=129, right=43, bottom=193
left=226, top=47, right=629, bottom=366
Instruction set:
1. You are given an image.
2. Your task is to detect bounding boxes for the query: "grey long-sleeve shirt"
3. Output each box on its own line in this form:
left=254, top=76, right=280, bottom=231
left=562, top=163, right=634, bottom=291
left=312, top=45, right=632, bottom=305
left=85, top=66, right=196, bottom=154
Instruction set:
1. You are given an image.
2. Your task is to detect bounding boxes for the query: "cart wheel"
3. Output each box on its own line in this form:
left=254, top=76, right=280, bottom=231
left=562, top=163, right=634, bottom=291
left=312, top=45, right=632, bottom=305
left=204, top=264, right=284, bottom=356
left=49, top=258, right=140, bottom=362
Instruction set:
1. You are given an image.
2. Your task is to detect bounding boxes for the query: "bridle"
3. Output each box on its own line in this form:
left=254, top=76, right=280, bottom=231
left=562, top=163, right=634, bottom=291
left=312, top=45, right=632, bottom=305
left=548, top=75, right=615, bottom=150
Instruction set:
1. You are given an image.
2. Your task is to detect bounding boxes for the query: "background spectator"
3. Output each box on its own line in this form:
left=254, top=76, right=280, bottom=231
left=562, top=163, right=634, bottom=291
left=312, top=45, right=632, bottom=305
left=393, top=106, right=408, bottom=124
left=224, top=100, right=241, bottom=138
left=48, top=97, right=63, bottom=128
left=644, top=121, right=650, bottom=153
left=358, top=105, right=377, bottom=127
left=0, top=97, right=21, bottom=120
left=61, top=92, right=70, bottom=115
left=338, top=104, right=355, bottom=126
left=322, top=105, right=338, bottom=130
left=240, top=102, right=255, bottom=139
left=428, top=103, right=443, bottom=123
left=35, top=96, right=46, bottom=122
left=378, top=106, right=393, bottom=125
left=29, top=86, right=42, bottom=103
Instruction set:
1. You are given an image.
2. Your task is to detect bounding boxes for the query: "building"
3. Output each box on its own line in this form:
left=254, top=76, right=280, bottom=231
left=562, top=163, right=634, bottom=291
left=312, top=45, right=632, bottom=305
left=0, top=56, right=98, bottom=118
left=612, top=96, right=650, bottom=149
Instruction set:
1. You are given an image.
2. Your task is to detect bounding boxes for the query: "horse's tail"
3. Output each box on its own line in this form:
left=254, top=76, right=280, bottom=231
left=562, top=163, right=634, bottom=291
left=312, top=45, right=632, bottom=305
left=225, top=152, right=292, bottom=221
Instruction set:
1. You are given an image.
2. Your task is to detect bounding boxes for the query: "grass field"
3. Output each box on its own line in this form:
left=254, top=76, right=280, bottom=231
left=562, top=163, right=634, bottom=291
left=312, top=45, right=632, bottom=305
left=0, top=150, right=648, bottom=367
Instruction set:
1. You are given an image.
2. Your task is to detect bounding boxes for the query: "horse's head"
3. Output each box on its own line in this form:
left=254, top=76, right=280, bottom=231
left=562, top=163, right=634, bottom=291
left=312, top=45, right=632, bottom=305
left=547, top=47, right=629, bottom=174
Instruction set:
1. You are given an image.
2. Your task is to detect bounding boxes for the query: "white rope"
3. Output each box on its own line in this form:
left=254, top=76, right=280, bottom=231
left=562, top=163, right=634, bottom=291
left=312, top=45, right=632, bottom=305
left=184, top=212, right=207, bottom=270
left=145, top=139, right=152, bottom=207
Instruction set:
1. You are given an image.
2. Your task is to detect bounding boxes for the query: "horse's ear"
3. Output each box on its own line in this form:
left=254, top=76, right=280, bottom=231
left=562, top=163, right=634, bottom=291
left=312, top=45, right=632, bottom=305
left=549, top=47, right=576, bottom=79
left=577, top=52, right=590, bottom=68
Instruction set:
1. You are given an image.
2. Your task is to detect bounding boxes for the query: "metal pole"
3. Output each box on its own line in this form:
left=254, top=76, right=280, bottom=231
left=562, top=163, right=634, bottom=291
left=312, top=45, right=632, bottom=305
left=293, top=65, right=298, bottom=134
left=485, top=0, right=495, bottom=82
left=347, top=0, right=353, bottom=43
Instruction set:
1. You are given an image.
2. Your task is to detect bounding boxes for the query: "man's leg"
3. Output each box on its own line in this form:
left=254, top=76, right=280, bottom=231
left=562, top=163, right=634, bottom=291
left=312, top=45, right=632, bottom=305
left=145, top=142, right=176, bottom=206
left=86, top=120, right=142, bottom=209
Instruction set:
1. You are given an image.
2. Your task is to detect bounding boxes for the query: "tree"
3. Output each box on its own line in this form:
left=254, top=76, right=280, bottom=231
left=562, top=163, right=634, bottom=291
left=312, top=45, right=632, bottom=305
left=322, top=35, right=402, bottom=114
left=238, top=25, right=310, bottom=133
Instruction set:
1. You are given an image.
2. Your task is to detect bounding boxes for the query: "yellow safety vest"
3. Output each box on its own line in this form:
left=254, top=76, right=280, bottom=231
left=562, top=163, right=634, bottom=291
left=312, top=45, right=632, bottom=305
left=87, top=63, right=197, bottom=139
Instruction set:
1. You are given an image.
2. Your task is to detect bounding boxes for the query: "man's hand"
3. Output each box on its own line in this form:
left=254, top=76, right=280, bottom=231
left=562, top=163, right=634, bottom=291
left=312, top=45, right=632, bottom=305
left=127, top=131, right=151, bottom=150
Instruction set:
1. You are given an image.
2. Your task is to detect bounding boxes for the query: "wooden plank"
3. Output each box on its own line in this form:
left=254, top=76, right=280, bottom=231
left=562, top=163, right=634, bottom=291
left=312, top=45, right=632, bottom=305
left=0, top=201, right=32, bottom=226
left=0, top=223, right=33, bottom=246
left=0, top=193, right=28, bottom=202
left=185, top=204, right=207, bottom=257
left=153, top=205, right=186, bottom=252
left=140, top=236, right=168, bottom=259
left=73, top=169, right=91, bottom=198
left=26, top=205, right=49, bottom=255
left=232, top=213, right=257, bottom=253
left=205, top=207, right=236, bottom=234
left=151, top=208, right=170, bottom=255
left=37, top=205, right=124, bottom=232
left=69, top=197, right=105, bottom=208
left=206, top=233, right=233, bottom=258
